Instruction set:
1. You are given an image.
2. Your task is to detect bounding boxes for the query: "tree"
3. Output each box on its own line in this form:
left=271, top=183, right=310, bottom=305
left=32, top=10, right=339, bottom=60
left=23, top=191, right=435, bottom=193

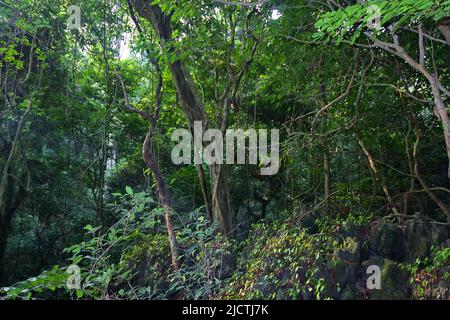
left=126, top=0, right=265, bottom=235
left=314, top=0, right=450, bottom=180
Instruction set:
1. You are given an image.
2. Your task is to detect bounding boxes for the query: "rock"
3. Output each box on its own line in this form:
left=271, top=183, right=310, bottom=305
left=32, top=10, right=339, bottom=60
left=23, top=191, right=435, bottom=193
left=339, top=284, right=358, bottom=300
left=338, top=237, right=360, bottom=264
left=219, top=250, right=235, bottom=279
left=369, top=222, right=405, bottom=262
left=362, top=257, right=411, bottom=300
left=329, top=237, right=361, bottom=299
left=300, top=213, right=319, bottom=234
left=404, top=219, right=449, bottom=262
left=367, top=219, right=448, bottom=263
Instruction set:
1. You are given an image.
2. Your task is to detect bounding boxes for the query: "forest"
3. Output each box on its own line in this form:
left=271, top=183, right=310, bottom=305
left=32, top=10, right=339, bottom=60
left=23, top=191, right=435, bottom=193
left=0, top=0, right=449, bottom=301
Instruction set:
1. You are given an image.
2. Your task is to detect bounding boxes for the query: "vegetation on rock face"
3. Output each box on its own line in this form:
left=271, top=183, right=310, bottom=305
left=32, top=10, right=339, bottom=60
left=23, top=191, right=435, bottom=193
left=0, top=0, right=449, bottom=300
left=407, top=246, right=450, bottom=299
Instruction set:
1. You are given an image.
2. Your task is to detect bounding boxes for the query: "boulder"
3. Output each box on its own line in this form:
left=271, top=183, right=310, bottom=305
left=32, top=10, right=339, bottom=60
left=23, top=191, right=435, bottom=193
left=362, top=257, right=411, bottom=300
left=369, top=222, right=405, bottom=262
left=404, top=219, right=449, bottom=262
left=329, top=237, right=361, bottom=299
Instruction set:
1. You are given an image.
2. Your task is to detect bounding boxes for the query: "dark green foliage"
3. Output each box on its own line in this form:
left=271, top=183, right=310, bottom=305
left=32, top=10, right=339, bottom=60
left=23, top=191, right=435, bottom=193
left=1, top=0, right=449, bottom=300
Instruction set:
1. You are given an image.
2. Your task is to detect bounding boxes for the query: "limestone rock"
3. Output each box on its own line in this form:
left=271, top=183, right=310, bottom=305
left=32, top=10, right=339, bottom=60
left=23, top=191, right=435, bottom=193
left=362, top=257, right=411, bottom=300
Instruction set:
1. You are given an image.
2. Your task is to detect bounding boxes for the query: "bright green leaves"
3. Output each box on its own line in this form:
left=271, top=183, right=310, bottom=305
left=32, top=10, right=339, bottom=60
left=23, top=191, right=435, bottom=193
left=76, top=289, right=84, bottom=299
left=0, top=265, right=69, bottom=300
left=150, top=0, right=197, bottom=22
left=84, top=224, right=101, bottom=235
left=0, top=41, right=24, bottom=70
left=313, top=0, right=450, bottom=43
left=125, top=185, right=134, bottom=196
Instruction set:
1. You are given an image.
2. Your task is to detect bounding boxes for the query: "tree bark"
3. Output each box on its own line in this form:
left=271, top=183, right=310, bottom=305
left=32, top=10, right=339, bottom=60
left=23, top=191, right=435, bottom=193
left=370, top=37, right=450, bottom=178
left=130, top=0, right=233, bottom=235
left=196, top=164, right=213, bottom=222
left=356, top=135, right=401, bottom=217
left=324, top=150, right=331, bottom=212
left=142, top=125, right=180, bottom=271
left=437, top=19, right=450, bottom=45
left=410, top=114, right=450, bottom=218
left=116, top=64, right=181, bottom=271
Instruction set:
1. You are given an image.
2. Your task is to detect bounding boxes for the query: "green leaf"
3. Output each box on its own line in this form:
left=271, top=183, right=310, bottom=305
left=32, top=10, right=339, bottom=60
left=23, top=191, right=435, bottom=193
left=76, top=289, right=84, bottom=299
left=125, top=186, right=134, bottom=196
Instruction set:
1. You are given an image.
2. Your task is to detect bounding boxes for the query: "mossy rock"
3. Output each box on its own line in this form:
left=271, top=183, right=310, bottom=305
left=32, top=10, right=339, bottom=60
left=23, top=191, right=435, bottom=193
left=404, top=220, right=449, bottom=262
left=338, top=237, right=360, bottom=263
left=363, top=257, right=411, bottom=300
left=369, top=222, right=405, bottom=262
left=327, top=237, right=361, bottom=299
left=339, top=284, right=359, bottom=300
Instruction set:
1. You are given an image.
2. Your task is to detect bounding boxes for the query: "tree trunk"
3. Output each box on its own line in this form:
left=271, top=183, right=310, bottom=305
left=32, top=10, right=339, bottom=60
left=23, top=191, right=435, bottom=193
left=324, top=150, right=331, bottom=212
left=211, top=164, right=233, bottom=235
left=131, top=0, right=233, bottom=235
left=438, top=19, right=450, bottom=44
left=116, top=62, right=181, bottom=271
left=96, top=140, right=107, bottom=226
left=373, top=41, right=450, bottom=179
left=410, top=114, right=450, bottom=218
left=116, top=59, right=181, bottom=271
left=356, top=136, right=401, bottom=217
left=429, top=78, right=450, bottom=179
left=196, top=164, right=213, bottom=222
left=142, top=125, right=180, bottom=271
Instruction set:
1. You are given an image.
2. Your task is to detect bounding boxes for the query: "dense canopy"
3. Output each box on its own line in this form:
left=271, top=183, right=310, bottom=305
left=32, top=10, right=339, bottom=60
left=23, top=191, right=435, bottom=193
left=0, top=0, right=449, bottom=300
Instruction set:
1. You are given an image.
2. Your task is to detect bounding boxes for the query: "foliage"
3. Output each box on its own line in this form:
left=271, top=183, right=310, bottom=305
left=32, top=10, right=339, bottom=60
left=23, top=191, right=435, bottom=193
left=220, top=223, right=335, bottom=300
left=314, top=0, right=450, bottom=43
left=1, top=189, right=234, bottom=300
left=1, top=0, right=449, bottom=301
left=406, top=246, right=450, bottom=299
left=1, top=188, right=160, bottom=299
left=171, top=210, right=235, bottom=299
left=0, top=265, right=70, bottom=300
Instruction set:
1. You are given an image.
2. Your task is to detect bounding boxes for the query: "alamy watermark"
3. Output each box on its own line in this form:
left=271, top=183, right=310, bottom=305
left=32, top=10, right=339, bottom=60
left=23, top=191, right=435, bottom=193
left=67, top=5, right=81, bottom=30
left=366, top=4, right=382, bottom=31
left=366, top=265, right=381, bottom=290
left=171, top=122, right=280, bottom=176
left=66, top=264, right=81, bottom=290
